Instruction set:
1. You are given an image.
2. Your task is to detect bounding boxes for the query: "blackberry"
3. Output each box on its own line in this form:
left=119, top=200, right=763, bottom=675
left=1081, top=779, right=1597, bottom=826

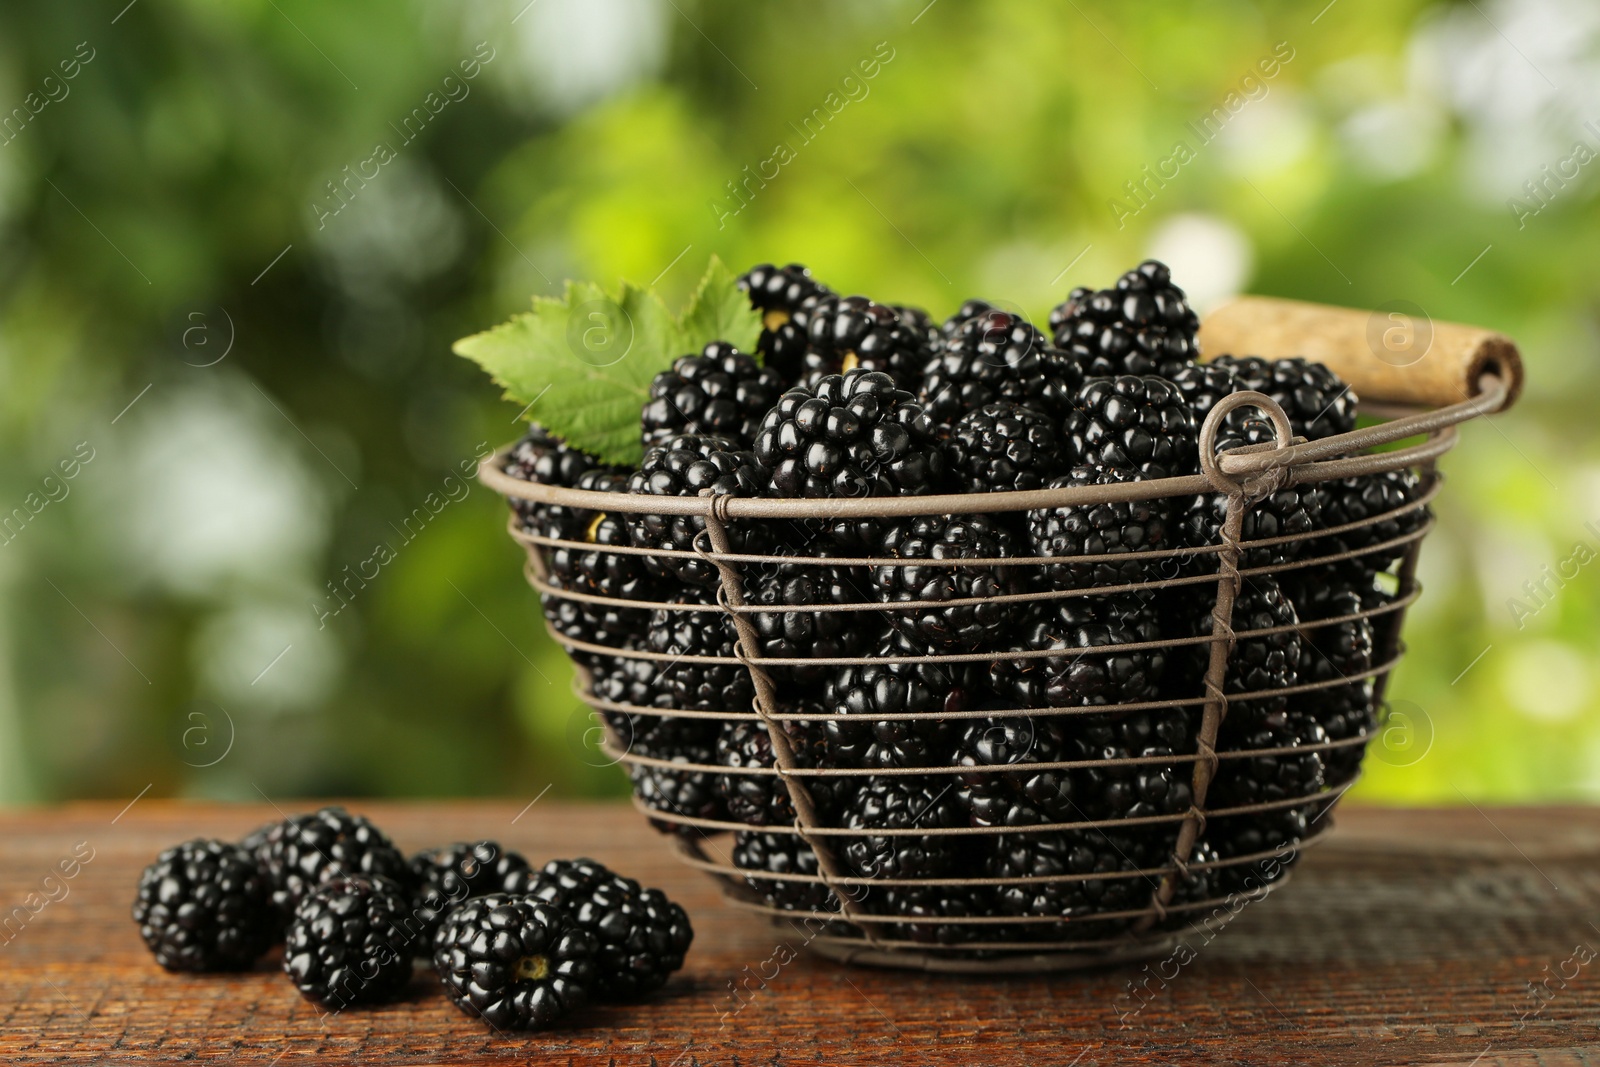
left=893, top=303, right=941, bottom=349
left=840, top=775, right=967, bottom=881
left=1206, top=807, right=1311, bottom=894
left=1310, top=469, right=1429, bottom=574
left=752, top=370, right=947, bottom=546
left=746, top=562, right=879, bottom=684
left=715, top=714, right=845, bottom=826
left=517, top=858, right=693, bottom=999
left=1167, top=361, right=1240, bottom=427
left=433, top=894, right=597, bottom=1031
left=874, top=884, right=998, bottom=945
left=1070, top=706, right=1194, bottom=821
left=285, top=876, right=416, bottom=1006
left=1209, top=355, right=1357, bottom=441
left=730, top=831, right=841, bottom=914
left=503, top=425, right=611, bottom=532
left=990, top=594, right=1166, bottom=709
left=1179, top=416, right=1325, bottom=572
left=944, top=401, right=1068, bottom=493
left=940, top=298, right=1000, bottom=336
left=641, top=342, right=785, bottom=450
left=254, top=807, right=410, bottom=926
left=822, top=639, right=982, bottom=767
left=1063, top=375, right=1199, bottom=478
left=645, top=598, right=754, bottom=713
left=1026, top=464, right=1172, bottom=589
left=132, top=839, right=275, bottom=972
left=626, top=433, right=769, bottom=589
left=1049, top=260, right=1200, bottom=378
left=1185, top=574, right=1301, bottom=696
left=738, top=262, right=834, bottom=383
left=542, top=471, right=653, bottom=652
left=1211, top=705, right=1328, bottom=809
left=1287, top=582, right=1377, bottom=787
left=409, top=842, right=534, bottom=942
left=954, top=713, right=1076, bottom=827
left=629, top=742, right=728, bottom=835
left=800, top=295, right=934, bottom=390
left=988, top=828, right=1168, bottom=939
left=873, top=513, right=1027, bottom=651
left=919, top=309, right=1083, bottom=424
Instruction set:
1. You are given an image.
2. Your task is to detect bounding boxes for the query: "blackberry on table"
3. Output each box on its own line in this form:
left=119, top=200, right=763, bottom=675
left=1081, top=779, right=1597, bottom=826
left=133, top=839, right=275, bottom=972
left=731, top=831, right=844, bottom=916
left=629, top=742, right=728, bottom=835
left=517, top=858, right=693, bottom=999
left=409, top=841, right=534, bottom=942
left=1026, top=463, right=1172, bottom=589
left=641, top=342, right=785, bottom=450
left=1048, top=260, right=1200, bottom=379
left=989, top=594, right=1166, bottom=709
left=626, top=433, right=769, bottom=589
left=919, top=309, right=1083, bottom=423
left=1179, top=415, right=1325, bottom=572
left=1209, top=355, right=1357, bottom=441
left=822, top=639, right=982, bottom=768
left=840, top=775, right=968, bottom=881
left=944, top=401, right=1068, bottom=493
left=988, top=828, right=1169, bottom=939
left=1063, top=375, right=1199, bottom=478
left=716, top=714, right=846, bottom=826
left=873, top=513, right=1028, bottom=651
left=1310, top=469, right=1429, bottom=574
left=800, top=295, right=934, bottom=390
left=254, top=807, right=410, bottom=926
left=285, top=876, right=415, bottom=1006
left=433, top=894, right=597, bottom=1031
left=738, top=262, right=833, bottom=383
left=954, top=713, right=1076, bottom=827
left=645, top=597, right=754, bottom=713
left=1069, top=706, right=1194, bottom=822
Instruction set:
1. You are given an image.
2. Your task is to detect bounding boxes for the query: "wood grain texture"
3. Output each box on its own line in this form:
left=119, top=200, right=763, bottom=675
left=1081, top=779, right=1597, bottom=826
left=3, top=801, right=1599, bottom=1066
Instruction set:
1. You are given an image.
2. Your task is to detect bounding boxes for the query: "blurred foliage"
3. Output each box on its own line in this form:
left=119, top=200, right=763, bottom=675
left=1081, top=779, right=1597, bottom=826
left=0, top=0, right=1596, bottom=805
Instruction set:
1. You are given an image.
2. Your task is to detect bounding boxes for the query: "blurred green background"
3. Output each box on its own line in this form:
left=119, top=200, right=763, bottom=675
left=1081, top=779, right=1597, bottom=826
left=0, top=0, right=1594, bottom=806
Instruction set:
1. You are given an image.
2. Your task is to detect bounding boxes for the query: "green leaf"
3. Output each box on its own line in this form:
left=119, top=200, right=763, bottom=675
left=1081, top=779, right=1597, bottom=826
left=454, top=258, right=763, bottom=467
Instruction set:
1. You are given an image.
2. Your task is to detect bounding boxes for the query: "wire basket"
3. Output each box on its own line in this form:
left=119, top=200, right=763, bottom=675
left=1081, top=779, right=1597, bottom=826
left=478, top=297, right=1522, bottom=973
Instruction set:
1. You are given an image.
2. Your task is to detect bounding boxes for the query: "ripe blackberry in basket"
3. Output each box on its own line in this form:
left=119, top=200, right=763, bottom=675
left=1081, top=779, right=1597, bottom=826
left=1211, top=704, right=1329, bottom=809
left=535, top=468, right=654, bottom=651
left=730, top=831, right=846, bottom=916
left=940, top=297, right=999, bottom=336
left=875, top=883, right=999, bottom=945
left=1182, top=574, right=1302, bottom=697
left=989, top=593, right=1166, bottom=709
left=872, top=513, right=1028, bottom=651
left=919, top=309, right=1083, bottom=423
left=1167, top=361, right=1240, bottom=425
left=822, top=639, right=983, bottom=768
left=716, top=714, right=847, bottom=826
left=503, top=424, right=612, bottom=532
left=988, top=828, right=1169, bottom=939
left=1070, top=706, right=1195, bottom=821
left=954, top=713, right=1076, bottom=827
left=1209, top=355, right=1357, bottom=441
left=254, top=806, right=410, bottom=927
left=625, top=432, right=769, bottom=589
left=409, top=841, right=533, bottom=942
left=799, top=294, right=934, bottom=389
left=1063, top=375, right=1199, bottom=478
left=1285, top=580, right=1377, bottom=787
left=944, top=401, right=1068, bottom=493
left=645, top=597, right=754, bottom=713
left=738, top=262, right=833, bottom=382
left=1310, top=468, right=1430, bottom=574
left=133, top=838, right=276, bottom=971
left=1048, top=259, right=1200, bottom=378
left=433, top=894, right=597, bottom=1031
left=284, top=876, right=415, bottom=1006
left=1179, top=415, right=1325, bottom=572
left=1206, top=807, right=1312, bottom=894
left=840, top=774, right=968, bottom=880
left=629, top=743, right=728, bottom=835
left=516, top=858, right=693, bottom=999
left=753, top=370, right=947, bottom=546
left=641, top=342, right=785, bottom=450
left=746, top=562, right=880, bottom=684
left=588, top=648, right=716, bottom=746
left=1026, top=463, right=1173, bottom=588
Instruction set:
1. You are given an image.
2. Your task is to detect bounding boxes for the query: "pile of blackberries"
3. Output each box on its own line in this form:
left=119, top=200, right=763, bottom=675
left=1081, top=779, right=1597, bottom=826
left=503, top=260, right=1429, bottom=946
left=132, top=807, right=692, bottom=1031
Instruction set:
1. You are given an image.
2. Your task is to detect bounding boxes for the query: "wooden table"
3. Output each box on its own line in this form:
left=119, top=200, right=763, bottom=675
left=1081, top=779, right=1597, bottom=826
left=4, top=801, right=1599, bottom=1066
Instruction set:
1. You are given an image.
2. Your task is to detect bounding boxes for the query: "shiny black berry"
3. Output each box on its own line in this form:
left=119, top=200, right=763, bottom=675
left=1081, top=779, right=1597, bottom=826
left=1064, top=375, right=1199, bottom=478
left=133, top=839, right=275, bottom=972
left=1026, top=464, right=1173, bottom=589
left=739, top=262, right=834, bottom=383
left=644, top=597, right=753, bottom=713
left=409, top=842, right=533, bottom=942
left=253, top=807, right=410, bottom=927
left=955, top=713, right=1076, bottom=827
left=433, top=894, right=597, bottom=1030
left=1049, top=260, right=1200, bottom=378
left=873, top=513, right=1028, bottom=651
left=822, top=639, right=982, bottom=767
left=730, top=831, right=840, bottom=914
left=990, top=594, right=1166, bottom=709
left=800, top=295, right=935, bottom=390
left=641, top=342, right=785, bottom=450
left=944, top=400, right=1068, bottom=493
left=285, top=876, right=415, bottom=1006
left=920, top=309, right=1083, bottom=423
left=841, top=775, right=967, bottom=880
left=629, top=741, right=728, bottom=835
left=625, top=433, right=769, bottom=589
left=715, top=714, right=846, bottom=826
left=1209, top=355, right=1357, bottom=441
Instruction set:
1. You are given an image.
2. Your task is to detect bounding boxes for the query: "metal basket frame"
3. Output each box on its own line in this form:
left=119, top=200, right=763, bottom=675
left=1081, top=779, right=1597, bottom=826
left=478, top=373, right=1512, bottom=973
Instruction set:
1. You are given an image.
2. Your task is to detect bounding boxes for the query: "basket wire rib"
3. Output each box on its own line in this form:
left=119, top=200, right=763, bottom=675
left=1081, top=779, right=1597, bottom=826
left=486, top=374, right=1510, bottom=972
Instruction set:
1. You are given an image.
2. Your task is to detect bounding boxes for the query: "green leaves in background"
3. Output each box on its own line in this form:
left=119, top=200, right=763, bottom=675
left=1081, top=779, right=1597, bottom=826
left=453, top=256, right=760, bottom=466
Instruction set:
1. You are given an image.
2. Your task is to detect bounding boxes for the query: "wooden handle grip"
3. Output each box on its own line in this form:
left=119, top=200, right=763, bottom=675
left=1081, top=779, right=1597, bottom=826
left=1197, top=296, right=1523, bottom=412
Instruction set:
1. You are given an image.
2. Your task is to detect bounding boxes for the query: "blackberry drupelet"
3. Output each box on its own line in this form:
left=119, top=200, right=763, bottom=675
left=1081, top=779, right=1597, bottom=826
left=1167, top=361, right=1240, bottom=426
left=822, top=640, right=982, bottom=768
left=1209, top=355, right=1357, bottom=441
left=1063, top=375, right=1199, bottom=478
left=629, top=742, right=728, bottom=834
left=799, top=295, right=934, bottom=390
left=872, top=513, right=1028, bottom=651
left=1048, top=260, right=1200, bottom=378
left=1184, top=574, right=1302, bottom=697
left=1069, top=706, right=1194, bottom=821
left=738, top=262, right=833, bottom=383
left=626, top=433, right=769, bottom=589
left=1310, top=469, right=1429, bottom=574
left=715, top=714, right=846, bottom=826
left=517, top=858, right=693, bottom=999
left=944, top=401, right=1068, bottom=493
left=1026, top=464, right=1172, bottom=588
left=133, top=838, right=275, bottom=972
left=1179, top=415, right=1324, bottom=572
left=730, top=831, right=841, bottom=915
left=284, top=876, right=415, bottom=1006
left=746, top=562, right=879, bottom=684
left=254, top=807, right=410, bottom=926
left=989, top=594, right=1166, bottom=709
left=641, top=342, right=785, bottom=450
left=645, top=597, right=754, bottom=713
left=954, top=713, right=1076, bottom=827
left=988, top=828, right=1168, bottom=939
left=752, top=370, right=947, bottom=546
left=433, top=894, right=597, bottom=1030
left=409, top=842, right=534, bottom=942
left=841, top=775, right=968, bottom=880
left=919, top=309, right=1083, bottom=424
